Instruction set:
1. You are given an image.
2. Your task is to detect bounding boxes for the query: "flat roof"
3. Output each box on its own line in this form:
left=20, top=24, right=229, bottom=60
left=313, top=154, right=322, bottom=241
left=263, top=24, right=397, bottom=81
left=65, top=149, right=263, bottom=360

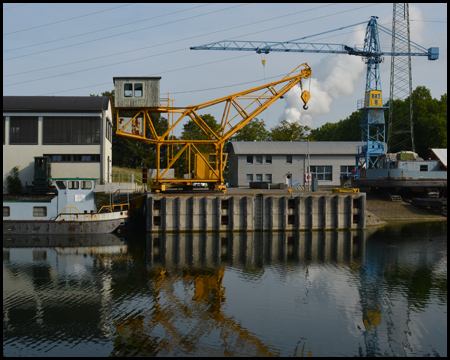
left=113, top=76, right=161, bottom=82
left=228, top=141, right=363, bottom=155
left=3, top=96, right=111, bottom=112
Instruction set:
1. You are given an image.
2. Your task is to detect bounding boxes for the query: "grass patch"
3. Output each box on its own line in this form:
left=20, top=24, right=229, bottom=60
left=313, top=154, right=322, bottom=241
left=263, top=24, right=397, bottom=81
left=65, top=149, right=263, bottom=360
left=112, top=166, right=142, bottom=183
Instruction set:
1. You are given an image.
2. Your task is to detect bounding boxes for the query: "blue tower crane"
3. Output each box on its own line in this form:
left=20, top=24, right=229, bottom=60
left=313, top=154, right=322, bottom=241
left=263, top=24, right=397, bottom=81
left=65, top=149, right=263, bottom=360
left=191, top=16, right=438, bottom=178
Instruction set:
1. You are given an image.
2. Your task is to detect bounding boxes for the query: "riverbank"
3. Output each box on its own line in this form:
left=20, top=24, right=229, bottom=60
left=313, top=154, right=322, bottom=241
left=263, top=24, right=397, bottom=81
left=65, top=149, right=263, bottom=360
left=365, top=193, right=447, bottom=226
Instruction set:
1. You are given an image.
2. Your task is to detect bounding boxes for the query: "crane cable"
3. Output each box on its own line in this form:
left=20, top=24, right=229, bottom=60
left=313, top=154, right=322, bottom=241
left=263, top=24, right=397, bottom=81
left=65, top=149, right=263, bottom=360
left=260, top=54, right=266, bottom=81
left=260, top=54, right=270, bottom=123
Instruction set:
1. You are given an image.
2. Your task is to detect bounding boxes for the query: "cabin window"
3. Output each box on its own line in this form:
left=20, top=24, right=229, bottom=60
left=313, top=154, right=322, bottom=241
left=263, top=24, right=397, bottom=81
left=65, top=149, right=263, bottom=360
left=420, top=165, right=428, bottom=171
left=81, top=181, right=92, bottom=189
left=68, top=181, right=79, bottom=189
left=134, top=83, right=143, bottom=97
left=56, top=181, right=67, bottom=190
left=33, top=207, right=47, bottom=217
left=124, top=83, right=133, bottom=97
left=3, top=207, right=10, bottom=217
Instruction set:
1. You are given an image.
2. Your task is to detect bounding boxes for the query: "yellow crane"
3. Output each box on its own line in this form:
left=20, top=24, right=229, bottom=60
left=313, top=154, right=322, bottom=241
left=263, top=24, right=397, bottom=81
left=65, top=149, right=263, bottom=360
left=115, top=63, right=312, bottom=192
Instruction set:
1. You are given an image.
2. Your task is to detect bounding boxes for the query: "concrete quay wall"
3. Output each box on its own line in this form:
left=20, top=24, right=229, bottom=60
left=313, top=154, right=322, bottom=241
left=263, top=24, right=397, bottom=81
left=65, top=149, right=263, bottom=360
left=146, top=193, right=366, bottom=232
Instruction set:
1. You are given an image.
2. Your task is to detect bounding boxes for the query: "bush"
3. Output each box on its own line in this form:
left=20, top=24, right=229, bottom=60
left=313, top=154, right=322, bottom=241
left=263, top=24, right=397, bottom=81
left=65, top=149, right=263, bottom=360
left=6, top=166, right=23, bottom=194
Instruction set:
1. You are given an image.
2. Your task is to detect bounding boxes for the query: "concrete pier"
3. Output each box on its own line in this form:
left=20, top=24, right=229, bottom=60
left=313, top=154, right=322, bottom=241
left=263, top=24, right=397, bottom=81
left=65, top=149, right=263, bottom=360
left=145, top=193, right=366, bottom=232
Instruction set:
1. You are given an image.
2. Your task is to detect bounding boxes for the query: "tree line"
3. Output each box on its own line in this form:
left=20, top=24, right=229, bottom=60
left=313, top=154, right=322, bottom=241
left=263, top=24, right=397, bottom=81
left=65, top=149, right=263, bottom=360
left=92, top=85, right=446, bottom=177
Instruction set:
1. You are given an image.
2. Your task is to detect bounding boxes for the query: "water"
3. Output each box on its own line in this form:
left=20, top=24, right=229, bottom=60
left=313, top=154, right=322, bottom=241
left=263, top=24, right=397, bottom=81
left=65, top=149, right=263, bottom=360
left=3, top=221, right=447, bottom=357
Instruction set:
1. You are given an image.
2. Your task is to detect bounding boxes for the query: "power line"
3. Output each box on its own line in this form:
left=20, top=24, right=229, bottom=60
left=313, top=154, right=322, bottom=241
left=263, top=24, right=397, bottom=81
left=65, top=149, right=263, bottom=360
left=3, top=3, right=249, bottom=61
left=3, top=4, right=28, bottom=11
left=3, top=3, right=135, bottom=36
left=4, top=3, right=374, bottom=83
left=4, top=3, right=214, bottom=52
left=4, top=3, right=337, bottom=78
left=36, top=54, right=255, bottom=96
left=6, top=3, right=384, bottom=95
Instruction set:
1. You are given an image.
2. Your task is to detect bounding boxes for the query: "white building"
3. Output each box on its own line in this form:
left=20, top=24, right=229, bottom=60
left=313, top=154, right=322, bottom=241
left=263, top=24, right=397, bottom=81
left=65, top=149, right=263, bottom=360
left=226, top=141, right=361, bottom=188
left=3, top=96, right=113, bottom=191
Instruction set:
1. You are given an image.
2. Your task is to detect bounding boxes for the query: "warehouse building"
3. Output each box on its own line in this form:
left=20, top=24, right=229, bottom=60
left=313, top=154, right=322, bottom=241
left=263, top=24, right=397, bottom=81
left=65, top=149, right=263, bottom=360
left=3, top=96, right=113, bottom=191
left=226, top=141, right=361, bottom=188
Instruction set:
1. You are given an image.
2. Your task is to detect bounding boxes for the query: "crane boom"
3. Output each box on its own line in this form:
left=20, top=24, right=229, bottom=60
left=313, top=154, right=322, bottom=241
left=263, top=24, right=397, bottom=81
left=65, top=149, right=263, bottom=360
left=191, top=41, right=437, bottom=59
left=191, top=21, right=438, bottom=60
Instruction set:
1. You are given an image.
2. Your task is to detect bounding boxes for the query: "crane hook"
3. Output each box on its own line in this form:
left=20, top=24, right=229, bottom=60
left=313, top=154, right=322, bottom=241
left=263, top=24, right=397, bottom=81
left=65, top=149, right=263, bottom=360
left=301, top=90, right=310, bottom=111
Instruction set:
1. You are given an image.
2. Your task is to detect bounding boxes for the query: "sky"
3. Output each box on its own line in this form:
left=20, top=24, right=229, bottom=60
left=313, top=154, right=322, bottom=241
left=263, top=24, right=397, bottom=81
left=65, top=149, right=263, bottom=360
left=3, top=3, right=447, bottom=136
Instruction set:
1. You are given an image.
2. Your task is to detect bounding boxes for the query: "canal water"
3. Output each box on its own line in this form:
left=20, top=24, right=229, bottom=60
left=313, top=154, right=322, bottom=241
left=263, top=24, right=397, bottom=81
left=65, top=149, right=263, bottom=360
left=3, top=221, right=447, bottom=357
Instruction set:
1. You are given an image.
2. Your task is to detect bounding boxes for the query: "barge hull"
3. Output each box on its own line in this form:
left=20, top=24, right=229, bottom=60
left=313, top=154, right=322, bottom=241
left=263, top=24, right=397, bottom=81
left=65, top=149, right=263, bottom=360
left=3, top=219, right=125, bottom=235
left=352, top=179, right=446, bottom=188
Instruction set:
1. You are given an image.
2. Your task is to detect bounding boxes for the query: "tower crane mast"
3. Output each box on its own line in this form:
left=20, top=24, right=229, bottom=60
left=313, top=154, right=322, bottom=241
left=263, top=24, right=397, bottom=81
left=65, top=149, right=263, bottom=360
left=191, top=16, right=438, bottom=178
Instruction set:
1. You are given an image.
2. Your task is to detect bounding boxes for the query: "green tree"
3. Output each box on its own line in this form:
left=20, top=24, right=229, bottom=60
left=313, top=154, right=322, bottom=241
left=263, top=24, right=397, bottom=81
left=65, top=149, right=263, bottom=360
left=268, top=120, right=310, bottom=141
left=412, top=87, right=447, bottom=157
left=6, top=166, right=23, bottom=194
left=230, top=118, right=270, bottom=142
left=310, top=111, right=361, bottom=141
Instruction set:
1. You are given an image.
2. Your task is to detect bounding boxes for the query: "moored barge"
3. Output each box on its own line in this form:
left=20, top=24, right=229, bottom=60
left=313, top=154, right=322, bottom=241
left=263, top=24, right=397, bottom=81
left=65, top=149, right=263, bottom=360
left=3, top=177, right=129, bottom=234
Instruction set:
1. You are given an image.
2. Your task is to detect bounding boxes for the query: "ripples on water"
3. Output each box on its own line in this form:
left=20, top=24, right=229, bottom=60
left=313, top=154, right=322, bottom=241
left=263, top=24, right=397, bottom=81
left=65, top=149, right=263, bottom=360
left=3, top=222, right=447, bottom=357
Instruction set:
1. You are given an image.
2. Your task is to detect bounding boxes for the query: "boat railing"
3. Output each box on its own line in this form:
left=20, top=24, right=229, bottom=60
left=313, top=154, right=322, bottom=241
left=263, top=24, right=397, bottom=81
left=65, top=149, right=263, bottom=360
left=51, top=206, right=82, bottom=220
left=98, top=203, right=130, bottom=213
left=52, top=204, right=130, bottom=220
left=59, top=206, right=82, bottom=214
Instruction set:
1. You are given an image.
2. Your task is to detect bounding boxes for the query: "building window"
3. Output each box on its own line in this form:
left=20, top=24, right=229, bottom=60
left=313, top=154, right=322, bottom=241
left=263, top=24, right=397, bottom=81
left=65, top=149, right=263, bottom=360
left=286, top=155, right=292, bottom=164
left=265, top=155, right=272, bottom=164
left=72, top=117, right=100, bottom=144
left=256, top=174, right=263, bottom=181
left=340, top=165, right=355, bottom=178
left=33, top=207, right=47, bottom=217
left=134, top=83, right=143, bottom=97
left=3, top=207, right=10, bottom=217
left=256, top=155, right=262, bottom=164
left=247, top=156, right=253, bottom=164
left=311, top=166, right=332, bottom=181
left=106, top=120, right=113, bottom=143
left=246, top=174, right=253, bottom=182
left=124, top=83, right=133, bottom=97
left=9, top=116, right=38, bottom=144
left=265, top=174, right=272, bottom=182
left=420, top=165, right=428, bottom=171
left=43, top=117, right=100, bottom=144
left=44, top=154, right=100, bottom=162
